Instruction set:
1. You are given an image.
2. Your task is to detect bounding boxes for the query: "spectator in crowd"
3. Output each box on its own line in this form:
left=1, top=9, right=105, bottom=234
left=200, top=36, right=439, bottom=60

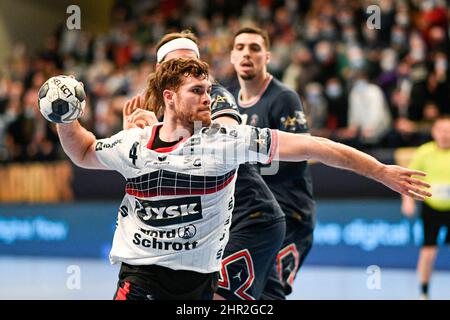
left=1, top=0, right=449, bottom=163
left=336, top=69, right=392, bottom=149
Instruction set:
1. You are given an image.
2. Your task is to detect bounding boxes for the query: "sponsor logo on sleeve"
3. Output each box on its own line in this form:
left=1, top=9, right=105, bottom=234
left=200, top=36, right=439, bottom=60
left=95, top=139, right=122, bottom=151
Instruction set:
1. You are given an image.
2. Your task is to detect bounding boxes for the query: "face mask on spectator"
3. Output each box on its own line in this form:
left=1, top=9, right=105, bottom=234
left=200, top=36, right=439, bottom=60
left=343, top=31, right=357, bottom=43
left=421, top=0, right=436, bottom=11
left=322, top=28, right=337, bottom=40
left=315, top=49, right=331, bottom=63
left=436, top=59, right=448, bottom=71
left=350, top=57, right=365, bottom=69
left=392, top=31, right=406, bottom=45
left=24, top=108, right=35, bottom=119
left=396, top=13, right=410, bottom=27
left=325, top=83, right=343, bottom=98
left=306, top=88, right=323, bottom=104
left=354, top=79, right=368, bottom=89
left=411, top=49, right=425, bottom=62
left=381, top=57, right=396, bottom=71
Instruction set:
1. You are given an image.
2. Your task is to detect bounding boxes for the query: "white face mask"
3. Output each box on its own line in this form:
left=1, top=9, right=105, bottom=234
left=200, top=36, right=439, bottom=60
left=381, top=58, right=396, bottom=71
left=421, top=0, right=435, bottom=11
left=396, top=14, right=410, bottom=27
left=315, top=49, right=331, bottom=63
left=392, top=31, right=406, bottom=45
left=435, top=59, right=448, bottom=71
left=350, top=57, right=365, bottom=68
left=325, top=84, right=343, bottom=98
left=24, top=108, right=35, bottom=118
left=411, top=49, right=425, bottom=61
left=354, top=79, right=368, bottom=89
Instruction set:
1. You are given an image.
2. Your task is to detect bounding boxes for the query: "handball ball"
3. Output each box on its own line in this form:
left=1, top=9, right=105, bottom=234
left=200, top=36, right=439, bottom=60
left=38, top=75, right=86, bottom=124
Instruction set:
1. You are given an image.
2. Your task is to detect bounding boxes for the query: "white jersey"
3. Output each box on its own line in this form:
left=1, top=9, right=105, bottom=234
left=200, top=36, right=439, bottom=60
left=95, top=123, right=278, bottom=273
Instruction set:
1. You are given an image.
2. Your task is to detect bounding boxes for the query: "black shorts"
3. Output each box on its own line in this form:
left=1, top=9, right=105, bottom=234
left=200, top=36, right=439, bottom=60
left=113, top=263, right=218, bottom=300
left=261, top=216, right=313, bottom=299
left=421, top=202, right=450, bottom=247
left=215, top=216, right=285, bottom=300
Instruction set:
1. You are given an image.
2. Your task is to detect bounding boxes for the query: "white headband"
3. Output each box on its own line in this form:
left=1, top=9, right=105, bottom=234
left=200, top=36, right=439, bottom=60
left=156, top=38, right=200, bottom=63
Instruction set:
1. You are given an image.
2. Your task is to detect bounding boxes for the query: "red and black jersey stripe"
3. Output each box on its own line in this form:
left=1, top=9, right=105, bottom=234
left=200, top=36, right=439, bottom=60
left=125, top=169, right=236, bottom=198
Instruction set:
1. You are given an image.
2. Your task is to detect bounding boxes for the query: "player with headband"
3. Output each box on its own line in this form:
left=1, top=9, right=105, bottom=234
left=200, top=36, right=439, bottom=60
left=123, top=30, right=286, bottom=300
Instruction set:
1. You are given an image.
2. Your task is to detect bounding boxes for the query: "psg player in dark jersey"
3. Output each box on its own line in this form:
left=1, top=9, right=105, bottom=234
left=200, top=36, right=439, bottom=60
left=122, top=31, right=286, bottom=300
left=229, top=26, right=316, bottom=299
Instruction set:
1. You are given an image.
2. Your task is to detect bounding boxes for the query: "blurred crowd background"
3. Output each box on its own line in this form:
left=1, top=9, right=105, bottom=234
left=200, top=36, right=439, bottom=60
left=0, top=0, right=448, bottom=163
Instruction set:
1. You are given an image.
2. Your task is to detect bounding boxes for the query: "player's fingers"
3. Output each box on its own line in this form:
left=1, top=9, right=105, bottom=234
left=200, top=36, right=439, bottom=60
left=123, top=100, right=133, bottom=117
left=136, top=95, right=142, bottom=109
left=128, top=109, right=147, bottom=124
left=404, top=184, right=432, bottom=198
left=130, top=96, right=140, bottom=113
left=135, top=119, right=147, bottom=129
left=405, top=177, right=431, bottom=188
left=407, top=191, right=425, bottom=201
left=405, top=169, right=427, bottom=177
left=131, top=109, right=154, bottom=125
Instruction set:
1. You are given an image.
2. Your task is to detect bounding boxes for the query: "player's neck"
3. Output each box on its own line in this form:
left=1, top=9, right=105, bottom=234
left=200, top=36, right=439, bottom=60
left=160, top=115, right=193, bottom=142
left=238, top=72, right=271, bottom=103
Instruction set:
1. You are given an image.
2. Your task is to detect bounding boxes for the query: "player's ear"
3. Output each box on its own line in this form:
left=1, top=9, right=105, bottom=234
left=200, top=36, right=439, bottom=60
left=265, top=51, right=271, bottom=64
left=163, top=89, right=174, bottom=108
left=230, top=48, right=237, bottom=65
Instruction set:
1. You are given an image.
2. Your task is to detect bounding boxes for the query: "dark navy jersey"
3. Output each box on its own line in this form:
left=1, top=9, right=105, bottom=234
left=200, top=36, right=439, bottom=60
left=230, top=76, right=316, bottom=226
left=210, top=84, right=242, bottom=124
left=210, top=83, right=284, bottom=227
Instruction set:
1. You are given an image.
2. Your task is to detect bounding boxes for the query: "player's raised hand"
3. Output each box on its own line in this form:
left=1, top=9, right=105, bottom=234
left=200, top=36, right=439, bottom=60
left=123, top=96, right=158, bottom=129
left=377, top=165, right=432, bottom=201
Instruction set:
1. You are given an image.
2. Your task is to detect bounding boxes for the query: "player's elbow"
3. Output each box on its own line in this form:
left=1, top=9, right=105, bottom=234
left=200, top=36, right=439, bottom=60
left=66, top=142, right=100, bottom=170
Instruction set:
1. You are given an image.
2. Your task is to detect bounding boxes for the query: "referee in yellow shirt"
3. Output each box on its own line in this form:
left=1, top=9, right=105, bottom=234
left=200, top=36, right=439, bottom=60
left=402, top=116, right=450, bottom=300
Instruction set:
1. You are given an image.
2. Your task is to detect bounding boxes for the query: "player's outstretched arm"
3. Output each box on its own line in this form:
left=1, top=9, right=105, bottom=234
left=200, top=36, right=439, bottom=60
left=56, top=121, right=106, bottom=170
left=274, top=131, right=432, bottom=201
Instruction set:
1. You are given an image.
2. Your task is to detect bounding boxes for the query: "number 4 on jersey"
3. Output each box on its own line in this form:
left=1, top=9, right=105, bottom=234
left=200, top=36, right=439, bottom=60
left=129, top=142, right=139, bottom=165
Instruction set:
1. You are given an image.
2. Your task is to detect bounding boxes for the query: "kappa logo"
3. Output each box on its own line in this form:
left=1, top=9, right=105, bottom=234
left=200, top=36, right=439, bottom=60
left=178, top=224, right=197, bottom=239
left=135, top=197, right=203, bottom=227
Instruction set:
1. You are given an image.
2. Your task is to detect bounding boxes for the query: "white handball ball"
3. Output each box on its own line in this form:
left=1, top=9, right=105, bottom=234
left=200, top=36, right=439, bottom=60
left=38, top=75, right=86, bottom=124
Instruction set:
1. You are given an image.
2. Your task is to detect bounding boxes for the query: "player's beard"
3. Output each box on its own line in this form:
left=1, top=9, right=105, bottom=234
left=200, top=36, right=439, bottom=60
left=176, top=108, right=211, bottom=132
left=191, top=109, right=211, bottom=127
left=239, top=71, right=256, bottom=80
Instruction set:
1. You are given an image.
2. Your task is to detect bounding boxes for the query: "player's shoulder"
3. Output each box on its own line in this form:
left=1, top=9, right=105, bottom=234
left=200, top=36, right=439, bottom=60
left=211, top=83, right=232, bottom=95
left=123, top=125, right=155, bottom=144
left=210, top=83, right=239, bottom=111
left=96, top=126, right=149, bottom=149
left=198, top=123, right=241, bottom=140
left=266, top=77, right=301, bottom=108
left=197, top=123, right=266, bottom=141
left=269, top=77, right=297, bottom=96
